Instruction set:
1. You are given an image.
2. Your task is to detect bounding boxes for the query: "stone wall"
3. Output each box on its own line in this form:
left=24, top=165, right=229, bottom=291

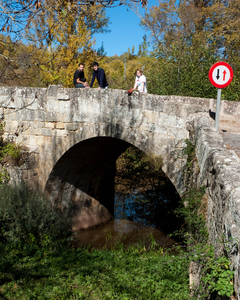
left=187, top=113, right=240, bottom=298
left=0, top=86, right=216, bottom=230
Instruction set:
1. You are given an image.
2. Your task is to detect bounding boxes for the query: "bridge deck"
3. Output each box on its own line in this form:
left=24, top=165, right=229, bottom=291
left=220, top=119, right=240, bottom=157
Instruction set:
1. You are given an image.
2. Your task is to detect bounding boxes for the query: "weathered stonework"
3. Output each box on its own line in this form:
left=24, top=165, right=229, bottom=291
left=1, top=86, right=211, bottom=230
left=187, top=113, right=240, bottom=298
left=1, top=86, right=240, bottom=297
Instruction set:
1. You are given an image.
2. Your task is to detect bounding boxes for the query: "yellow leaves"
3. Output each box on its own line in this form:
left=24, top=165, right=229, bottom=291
left=201, top=0, right=240, bottom=46
left=16, top=0, right=108, bottom=87
left=3, top=49, right=10, bottom=58
left=28, top=0, right=108, bottom=87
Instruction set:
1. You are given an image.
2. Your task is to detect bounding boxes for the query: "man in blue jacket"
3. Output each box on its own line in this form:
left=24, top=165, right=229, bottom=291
left=90, top=62, right=108, bottom=89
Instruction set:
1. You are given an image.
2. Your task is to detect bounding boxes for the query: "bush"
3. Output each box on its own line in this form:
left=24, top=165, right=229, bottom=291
left=0, top=182, right=73, bottom=248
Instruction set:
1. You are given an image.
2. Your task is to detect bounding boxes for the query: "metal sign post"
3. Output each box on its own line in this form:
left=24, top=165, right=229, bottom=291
left=215, top=88, right=221, bottom=131
left=209, top=62, right=233, bottom=132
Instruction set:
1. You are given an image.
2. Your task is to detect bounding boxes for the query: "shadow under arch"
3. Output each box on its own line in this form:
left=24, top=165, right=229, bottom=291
left=45, top=136, right=131, bottom=230
left=45, top=136, right=182, bottom=232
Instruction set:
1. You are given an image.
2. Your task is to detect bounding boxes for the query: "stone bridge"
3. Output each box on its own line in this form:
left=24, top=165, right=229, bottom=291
left=0, top=86, right=240, bottom=296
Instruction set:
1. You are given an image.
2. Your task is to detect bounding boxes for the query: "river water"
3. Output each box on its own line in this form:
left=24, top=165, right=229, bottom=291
left=73, top=219, right=176, bottom=250
left=73, top=192, right=177, bottom=250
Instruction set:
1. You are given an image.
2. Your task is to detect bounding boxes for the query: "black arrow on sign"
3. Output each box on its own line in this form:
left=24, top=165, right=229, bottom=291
left=216, top=69, right=220, bottom=80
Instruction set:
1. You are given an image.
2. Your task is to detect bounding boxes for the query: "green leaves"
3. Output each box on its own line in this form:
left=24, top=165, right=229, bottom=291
left=140, top=0, right=240, bottom=101
left=0, top=245, right=190, bottom=299
left=202, top=255, right=234, bottom=297
left=174, top=184, right=234, bottom=298
left=0, top=182, right=73, bottom=248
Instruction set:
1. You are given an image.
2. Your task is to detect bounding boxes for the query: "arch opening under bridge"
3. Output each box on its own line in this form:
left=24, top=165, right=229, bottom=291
left=45, top=136, right=181, bottom=231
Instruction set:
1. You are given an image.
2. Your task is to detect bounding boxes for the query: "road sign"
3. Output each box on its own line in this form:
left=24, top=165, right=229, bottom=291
left=208, top=62, right=233, bottom=132
left=209, top=62, right=233, bottom=88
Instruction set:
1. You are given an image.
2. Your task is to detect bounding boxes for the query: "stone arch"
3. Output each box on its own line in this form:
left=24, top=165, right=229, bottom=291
left=45, top=133, right=183, bottom=230
left=41, top=121, right=186, bottom=202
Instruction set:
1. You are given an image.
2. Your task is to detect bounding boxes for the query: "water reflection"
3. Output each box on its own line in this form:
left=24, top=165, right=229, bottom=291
left=73, top=191, right=180, bottom=250
left=73, top=146, right=182, bottom=250
left=73, top=219, right=176, bottom=250
left=115, top=190, right=182, bottom=236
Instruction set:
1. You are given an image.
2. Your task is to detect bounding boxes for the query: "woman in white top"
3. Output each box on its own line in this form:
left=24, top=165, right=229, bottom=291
left=133, top=69, right=147, bottom=93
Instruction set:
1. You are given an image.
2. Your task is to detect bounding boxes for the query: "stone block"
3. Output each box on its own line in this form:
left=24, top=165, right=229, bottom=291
left=46, top=112, right=58, bottom=122
left=57, top=90, right=70, bottom=100
left=47, top=85, right=59, bottom=97
left=41, top=128, right=52, bottom=136
left=222, top=100, right=239, bottom=115
left=45, top=122, right=55, bottom=128
left=17, top=110, right=36, bottom=121
left=65, top=123, right=79, bottom=131
left=36, top=136, right=46, bottom=146
left=28, top=135, right=37, bottom=146
left=145, top=95, right=165, bottom=112
left=41, top=144, right=55, bottom=153
left=55, top=122, right=65, bottom=129
left=54, top=129, right=69, bottom=137
left=36, top=110, right=46, bottom=121
left=143, top=110, right=158, bottom=123
left=59, top=101, right=71, bottom=114
left=28, top=127, right=42, bottom=135
left=29, top=169, right=38, bottom=178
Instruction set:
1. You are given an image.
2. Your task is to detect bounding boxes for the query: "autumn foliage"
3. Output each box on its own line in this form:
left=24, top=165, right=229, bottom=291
left=0, top=0, right=240, bottom=100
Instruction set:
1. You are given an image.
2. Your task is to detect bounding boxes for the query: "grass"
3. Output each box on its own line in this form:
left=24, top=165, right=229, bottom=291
left=0, top=243, right=190, bottom=300
left=0, top=181, right=189, bottom=299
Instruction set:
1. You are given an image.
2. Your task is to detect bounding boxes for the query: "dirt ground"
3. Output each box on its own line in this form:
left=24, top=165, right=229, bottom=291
left=219, top=119, right=240, bottom=133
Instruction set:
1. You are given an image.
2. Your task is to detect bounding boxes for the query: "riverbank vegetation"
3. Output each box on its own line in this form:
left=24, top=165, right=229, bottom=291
left=0, top=182, right=234, bottom=299
left=0, top=142, right=235, bottom=299
left=0, top=238, right=190, bottom=299
left=0, top=122, right=23, bottom=183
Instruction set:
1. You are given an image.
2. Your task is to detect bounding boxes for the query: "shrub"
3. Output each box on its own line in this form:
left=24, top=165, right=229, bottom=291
left=0, top=182, right=73, bottom=248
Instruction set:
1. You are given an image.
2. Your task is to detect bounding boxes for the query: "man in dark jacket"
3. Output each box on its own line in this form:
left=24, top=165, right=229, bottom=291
left=90, top=62, right=108, bottom=89
left=73, top=63, right=89, bottom=88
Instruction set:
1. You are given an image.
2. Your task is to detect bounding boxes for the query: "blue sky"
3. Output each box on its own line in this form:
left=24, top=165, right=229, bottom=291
left=94, top=1, right=157, bottom=57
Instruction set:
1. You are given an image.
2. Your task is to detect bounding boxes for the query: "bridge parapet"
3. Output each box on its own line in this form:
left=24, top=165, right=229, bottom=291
left=187, top=112, right=240, bottom=297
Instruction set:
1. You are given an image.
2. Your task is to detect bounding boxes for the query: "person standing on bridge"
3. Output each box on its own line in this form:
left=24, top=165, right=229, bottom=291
left=90, top=62, right=109, bottom=90
left=133, top=69, right=147, bottom=93
left=73, top=63, right=89, bottom=88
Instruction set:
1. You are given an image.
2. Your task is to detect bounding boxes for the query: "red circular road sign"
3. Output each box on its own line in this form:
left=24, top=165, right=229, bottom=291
left=209, top=62, right=233, bottom=88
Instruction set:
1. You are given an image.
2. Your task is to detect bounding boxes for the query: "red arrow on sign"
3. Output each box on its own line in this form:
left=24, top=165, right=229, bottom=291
left=223, top=70, right=226, bottom=81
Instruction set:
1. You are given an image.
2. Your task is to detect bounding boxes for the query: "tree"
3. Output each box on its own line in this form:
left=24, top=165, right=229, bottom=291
left=0, top=0, right=146, bottom=36
left=137, top=34, right=148, bottom=57
left=0, top=0, right=147, bottom=86
left=0, top=35, right=44, bottom=86
left=23, top=0, right=110, bottom=87
left=138, top=0, right=240, bottom=100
